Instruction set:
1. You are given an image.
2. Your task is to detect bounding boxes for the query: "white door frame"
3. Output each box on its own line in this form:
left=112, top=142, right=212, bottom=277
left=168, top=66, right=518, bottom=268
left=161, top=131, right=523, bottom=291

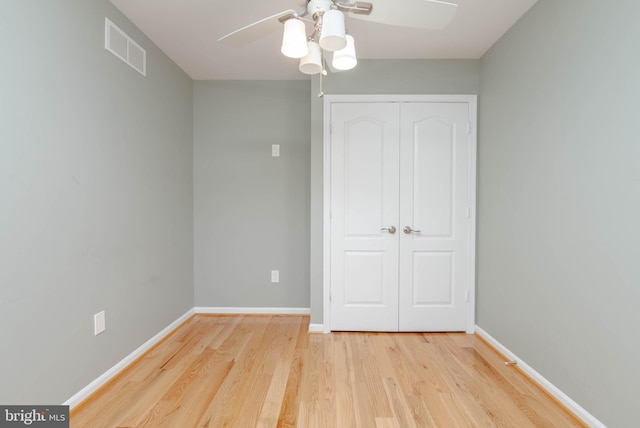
left=322, top=94, right=478, bottom=333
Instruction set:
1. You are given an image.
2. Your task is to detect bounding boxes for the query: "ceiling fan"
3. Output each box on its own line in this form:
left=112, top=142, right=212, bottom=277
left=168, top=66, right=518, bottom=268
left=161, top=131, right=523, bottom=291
left=218, top=0, right=458, bottom=76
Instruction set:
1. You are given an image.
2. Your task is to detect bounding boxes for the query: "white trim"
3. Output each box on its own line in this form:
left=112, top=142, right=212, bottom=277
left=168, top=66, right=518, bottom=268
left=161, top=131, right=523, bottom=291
left=323, top=95, right=478, bottom=333
left=308, top=323, right=325, bottom=333
left=475, top=326, right=606, bottom=428
left=323, top=94, right=479, bottom=103
left=64, top=308, right=194, bottom=408
left=194, top=307, right=310, bottom=315
left=465, top=96, right=478, bottom=334
left=64, top=307, right=314, bottom=408
left=322, top=96, right=333, bottom=334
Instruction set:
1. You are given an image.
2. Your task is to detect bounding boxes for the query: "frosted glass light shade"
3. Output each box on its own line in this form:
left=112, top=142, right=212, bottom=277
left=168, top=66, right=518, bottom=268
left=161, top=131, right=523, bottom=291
left=332, top=34, right=357, bottom=70
left=299, top=41, right=323, bottom=75
left=281, top=19, right=308, bottom=58
left=319, top=10, right=346, bottom=51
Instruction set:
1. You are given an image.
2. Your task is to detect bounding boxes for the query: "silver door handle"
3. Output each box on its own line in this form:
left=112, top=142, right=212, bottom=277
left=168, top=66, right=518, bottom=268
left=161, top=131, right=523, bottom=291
left=403, top=226, right=421, bottom=234
left=381, top=226, right=396, bottom=234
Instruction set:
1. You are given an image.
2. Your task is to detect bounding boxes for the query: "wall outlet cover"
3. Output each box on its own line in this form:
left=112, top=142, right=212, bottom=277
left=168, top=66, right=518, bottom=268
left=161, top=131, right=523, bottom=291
left=271, top=270, right=280, bottom=283
left=94, top=311, right=106, bottom=336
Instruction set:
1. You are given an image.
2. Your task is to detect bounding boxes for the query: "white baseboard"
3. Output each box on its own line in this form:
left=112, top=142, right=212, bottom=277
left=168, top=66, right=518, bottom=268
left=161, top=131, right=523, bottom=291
left=194, top=307, right=310, bottom=315
left=475, top=325, right=605, bottom=428
left=308, top=323, right=325, bottom=333
left=64, top=308, right=195, bottom=409
left=65, top=307, right=312, bottom=409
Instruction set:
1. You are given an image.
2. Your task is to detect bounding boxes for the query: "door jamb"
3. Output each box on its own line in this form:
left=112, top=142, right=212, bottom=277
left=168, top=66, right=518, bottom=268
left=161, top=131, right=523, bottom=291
left=322, top=94, right=478, bottom=334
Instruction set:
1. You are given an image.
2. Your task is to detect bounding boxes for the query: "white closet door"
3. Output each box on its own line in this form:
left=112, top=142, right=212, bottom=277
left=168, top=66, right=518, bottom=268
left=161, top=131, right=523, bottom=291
left=329, top=102, right=401, bottom=331
left=328, top=99, right=474, bottom=332
left=398, top=102, right=471, bottom=331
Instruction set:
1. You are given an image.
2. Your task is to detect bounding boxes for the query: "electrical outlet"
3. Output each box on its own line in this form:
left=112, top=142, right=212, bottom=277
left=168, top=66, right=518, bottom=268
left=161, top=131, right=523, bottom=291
left=271, top=144, right=280, bottom=157
left=271, top=270, right=280, bottom=283
left=94, top=311, right=106, bottom=336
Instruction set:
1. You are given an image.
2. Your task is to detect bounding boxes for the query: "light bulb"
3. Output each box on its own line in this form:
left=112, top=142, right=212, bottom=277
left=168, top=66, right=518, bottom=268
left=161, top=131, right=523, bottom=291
left=332, top=34, right=357, bottom=70
left=319, top=10, right=346, bottom=51
left=299, top=41, right=323, bottom=75
left=281, top=19, right=308, bottom=59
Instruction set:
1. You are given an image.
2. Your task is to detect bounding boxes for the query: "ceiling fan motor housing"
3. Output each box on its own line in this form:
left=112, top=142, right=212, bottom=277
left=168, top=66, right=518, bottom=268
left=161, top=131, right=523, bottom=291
left=307, top=0, right=334, bottom=17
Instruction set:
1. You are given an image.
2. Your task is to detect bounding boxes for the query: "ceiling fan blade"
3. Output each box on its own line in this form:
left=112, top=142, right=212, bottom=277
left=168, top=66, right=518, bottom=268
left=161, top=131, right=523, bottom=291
left=218, top=9, right=297, bottom=47
left=348, top=0, right=458, bottom=30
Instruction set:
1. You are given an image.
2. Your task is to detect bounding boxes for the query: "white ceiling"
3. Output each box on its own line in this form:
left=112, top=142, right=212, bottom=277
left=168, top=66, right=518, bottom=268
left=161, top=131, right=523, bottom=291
left=110, top=0, right=538, bottom=80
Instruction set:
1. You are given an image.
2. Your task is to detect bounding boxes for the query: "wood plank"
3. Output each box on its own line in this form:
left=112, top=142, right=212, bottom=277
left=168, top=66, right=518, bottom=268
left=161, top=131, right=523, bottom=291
left=135, top=349, right=234, bottom=427
left=194, top=316, right=272, bottom=427
left=333, top=336, right=356, bottom=428
left=71, top=317, right=211, bottom=427
left=256, top=317, right=303, bottom=427
left=71, top=315, right=586, bottom=428
left=296, top=332, right=335, bottom=428
left=276, top=319, right=308, bottom=428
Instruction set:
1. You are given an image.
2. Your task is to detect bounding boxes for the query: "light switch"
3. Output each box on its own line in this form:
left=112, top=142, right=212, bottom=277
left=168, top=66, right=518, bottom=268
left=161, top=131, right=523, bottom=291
left=271, top=144, right=280, bottom=157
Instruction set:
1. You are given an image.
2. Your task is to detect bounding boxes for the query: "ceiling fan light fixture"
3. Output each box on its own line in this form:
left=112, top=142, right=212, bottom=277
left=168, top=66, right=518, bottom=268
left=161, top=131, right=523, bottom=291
left=319, top=9, right=347, bottom=51
left=332, top=34, right=357, bottom=71
left=281, top=18, right=308, bottom=58
left=299, top=41, right=323, bottom=75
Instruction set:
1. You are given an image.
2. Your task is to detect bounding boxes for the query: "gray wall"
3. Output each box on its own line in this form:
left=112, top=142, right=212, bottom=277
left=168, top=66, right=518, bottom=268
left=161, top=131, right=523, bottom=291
left=309, top=59, right=481, bottom=323
left=478, top=1, right=640, bottom=426
left=0, top=1, right=194, bottom=404
left=194, top=81, right=310, bottom=308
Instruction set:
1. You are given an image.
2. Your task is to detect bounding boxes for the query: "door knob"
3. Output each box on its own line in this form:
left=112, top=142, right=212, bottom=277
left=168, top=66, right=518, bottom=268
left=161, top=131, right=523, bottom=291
left=403, top=226, right=421, bottom=234
left=381, top=226, right=396, bottom=234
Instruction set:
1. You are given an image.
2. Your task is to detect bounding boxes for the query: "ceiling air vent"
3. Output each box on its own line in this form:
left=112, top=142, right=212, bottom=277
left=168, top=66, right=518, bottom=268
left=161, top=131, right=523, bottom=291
left=104, top=18, right=146, bottom=76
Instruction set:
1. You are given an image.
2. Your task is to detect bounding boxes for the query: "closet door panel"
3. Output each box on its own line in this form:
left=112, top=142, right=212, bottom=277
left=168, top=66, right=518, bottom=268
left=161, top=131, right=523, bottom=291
left=399, top=102, right=471, bottom=332
left=330, top=102, right=400, bottom=331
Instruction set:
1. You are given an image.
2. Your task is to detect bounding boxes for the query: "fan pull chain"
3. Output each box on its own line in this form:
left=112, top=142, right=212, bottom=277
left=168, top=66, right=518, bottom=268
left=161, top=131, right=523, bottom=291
left=318, top=54, right=328, bottom=97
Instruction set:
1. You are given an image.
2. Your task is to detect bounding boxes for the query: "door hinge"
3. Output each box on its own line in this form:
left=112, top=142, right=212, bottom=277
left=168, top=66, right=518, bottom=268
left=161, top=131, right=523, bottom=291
left=465, top=289, right=470, bottom=302
left=465, top=207, right=471, bottom=218
left=466, top=122, right=472, bottom=134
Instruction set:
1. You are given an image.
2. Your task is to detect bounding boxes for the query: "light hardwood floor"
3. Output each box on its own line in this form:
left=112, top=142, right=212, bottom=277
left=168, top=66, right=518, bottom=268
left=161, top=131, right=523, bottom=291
left=71, top=315, right=585, bottom=427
